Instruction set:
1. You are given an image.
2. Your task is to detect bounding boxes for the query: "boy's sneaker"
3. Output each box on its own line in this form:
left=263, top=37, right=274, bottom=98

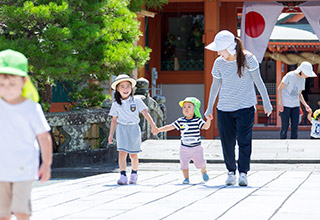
left=129, top=173, right=138, bottom=184
left=182, top=178, right=190, bottom=184
left=202, top=172, right=209, bottom=182
left=117, top=175, right=128, bottom=185
left=225, top=172, right=236, bottom=185
left=238, top=172, right=248, bottom=186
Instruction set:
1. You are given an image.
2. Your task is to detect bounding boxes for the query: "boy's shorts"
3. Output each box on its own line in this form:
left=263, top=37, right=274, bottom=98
left=180, top=145, right=206, bottom=170
left=0, top=181, right=33, bottom=217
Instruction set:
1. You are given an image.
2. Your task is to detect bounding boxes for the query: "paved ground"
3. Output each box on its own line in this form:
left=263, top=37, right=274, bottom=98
left=28, top=139, right=320, bottom=220
left=252, top=129, right=311, bottom=139
left=139, top=140, right=320, bottom=163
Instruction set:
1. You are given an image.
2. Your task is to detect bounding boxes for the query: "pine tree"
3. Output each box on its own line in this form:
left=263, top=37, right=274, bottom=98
left=0, top=0, right=151, bottom=109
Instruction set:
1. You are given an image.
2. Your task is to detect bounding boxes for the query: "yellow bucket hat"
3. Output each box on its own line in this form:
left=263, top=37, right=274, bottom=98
left=313, top=109, right=320, bottom=120
left=179, top=97, right=202, bottom=118
left=0, top=49, right=39, bottom=102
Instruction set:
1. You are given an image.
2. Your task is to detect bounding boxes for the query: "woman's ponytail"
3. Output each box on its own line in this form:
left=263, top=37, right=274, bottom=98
left=235, top=37, right=246, bottom=78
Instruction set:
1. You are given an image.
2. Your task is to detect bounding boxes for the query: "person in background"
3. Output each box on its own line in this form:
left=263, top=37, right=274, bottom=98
left=307, top=108, right=320, bottom=139
left=278, top=61, right=317, bottom=139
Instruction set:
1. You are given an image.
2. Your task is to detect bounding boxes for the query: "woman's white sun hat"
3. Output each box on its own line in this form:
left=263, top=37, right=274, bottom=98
left=205, top=30, right=237, bottom=55
left=294, top=61, right=317, bottom=77
left=111, top=74, right=137, bottom=90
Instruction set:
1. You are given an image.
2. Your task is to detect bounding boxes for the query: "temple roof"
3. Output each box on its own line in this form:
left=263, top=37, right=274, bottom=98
left=270, top=13, right=319, bottom=42
left=270, top=25, right=318, bottom=42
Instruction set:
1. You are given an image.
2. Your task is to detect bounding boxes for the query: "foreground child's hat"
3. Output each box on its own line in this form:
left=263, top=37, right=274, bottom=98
left=179, top=97, right=202, bottom=118
left=0, top=49, right=28, bottom=77
left=111, top=74, right=137, bottom=90
left=205, top=30, right=236, bottom=55
left=295, top=61, right=317, bottom=77
left=314, top=109, right=320, bottom=120
left=0, top=49, right=39, bottom=102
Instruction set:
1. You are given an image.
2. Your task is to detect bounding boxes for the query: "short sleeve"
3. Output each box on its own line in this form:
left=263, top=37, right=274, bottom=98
left=198, top=118, right=205, bottom=129
left=135, top=97, right=148, bottom=112
left=212, top=58, right=222, bottom=79
left=109, top=102, right=118, bottom=117
left=282, top=73, right=290, bottom=85
left=31, top=104, right=51, bottom=135
left=246, top=53, right=259, bottom=71
left=172, top=119, right=180, bottom=130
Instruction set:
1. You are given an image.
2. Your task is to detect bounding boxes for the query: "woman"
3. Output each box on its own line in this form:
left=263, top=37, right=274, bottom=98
left=278, top=61, right=317, bottom=139
left=204, top=30, right=272, bottom=186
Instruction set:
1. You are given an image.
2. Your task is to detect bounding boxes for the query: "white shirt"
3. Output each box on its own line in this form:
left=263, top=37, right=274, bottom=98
left=281, top=71, right=305, bottom=108
left=310, top=119, right=320, bottom=138
left=109, top=96, right=148, bottom=125
left=0, top=98, right=51, bottom=182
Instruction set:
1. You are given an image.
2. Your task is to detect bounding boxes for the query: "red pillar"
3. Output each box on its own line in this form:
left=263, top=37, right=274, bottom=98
left=204, top=0, right=219, bottom=139
left=276, top=60, right=283, bottom=127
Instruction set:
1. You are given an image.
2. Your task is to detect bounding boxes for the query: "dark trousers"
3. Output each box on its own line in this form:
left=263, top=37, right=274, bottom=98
left=279, top=106, right=299, bottom=139
left=217, top=106, right=255, bottom=174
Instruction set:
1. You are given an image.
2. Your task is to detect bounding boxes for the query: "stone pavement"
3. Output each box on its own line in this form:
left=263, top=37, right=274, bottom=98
left=29, top=139, right=320, bottom=220
left=139, top=140, right=320, bottom=163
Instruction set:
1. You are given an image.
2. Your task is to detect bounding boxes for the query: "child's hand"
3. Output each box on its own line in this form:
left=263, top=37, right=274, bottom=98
left=206, top=113, right=213, bottom=121
left=108, top=136, right=113, bottom=144
left=152, top=126, right=159, bottom=135
left=38, top=163, right=51, bottom=183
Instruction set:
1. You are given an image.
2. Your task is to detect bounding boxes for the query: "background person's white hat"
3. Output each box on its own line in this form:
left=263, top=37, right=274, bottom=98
left=295, top=61, right=317, bottom=77
left=205, top=30, right=236, bottom=55
left=111, top=74, right=136, bottom=90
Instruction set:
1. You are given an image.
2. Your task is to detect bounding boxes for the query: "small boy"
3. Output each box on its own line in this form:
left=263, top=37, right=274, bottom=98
left=307, top=108, right=320, bottom=139
left=154, top=97, right=213, bottom=184
left=0, top=49, right=52, bottom=220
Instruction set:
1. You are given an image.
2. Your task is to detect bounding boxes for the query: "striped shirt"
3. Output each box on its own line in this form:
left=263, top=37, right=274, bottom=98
left=205, top=53, right=272, bottom=114
left=172, top=117, right=205, bottom=147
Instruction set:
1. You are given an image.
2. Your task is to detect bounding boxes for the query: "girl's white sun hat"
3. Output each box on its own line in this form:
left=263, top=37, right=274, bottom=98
left=111, top=74, right=137, bottom=90
left=205, top=30, right=236, bottom=55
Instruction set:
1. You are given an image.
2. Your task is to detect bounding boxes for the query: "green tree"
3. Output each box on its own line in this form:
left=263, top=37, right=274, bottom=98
left=0, top=0, right=150, bottom=110
left=129, top=0, right=168, bottom=12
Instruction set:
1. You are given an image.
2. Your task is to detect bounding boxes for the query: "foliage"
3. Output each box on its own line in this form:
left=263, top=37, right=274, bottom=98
left=71, top=82, right=109, bottom=109
left=129, top=0, right=168, bottom=12
left=0, top=0, right=150, bottom=110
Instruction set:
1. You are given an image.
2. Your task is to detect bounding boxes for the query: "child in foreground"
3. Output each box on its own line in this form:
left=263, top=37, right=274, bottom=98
left=154, top=97, right=213, bottom=184
left=108, top=74, right=157, bottom=185
left=0, top=49, right=52, bottom=220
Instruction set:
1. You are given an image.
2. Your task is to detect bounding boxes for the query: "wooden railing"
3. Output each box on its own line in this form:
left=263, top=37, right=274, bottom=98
left=255, top=95, right=277, bottom=125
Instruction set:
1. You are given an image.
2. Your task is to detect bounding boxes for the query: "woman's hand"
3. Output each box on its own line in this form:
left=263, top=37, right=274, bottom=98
left=265, top=110, right=272, bottom=117
left=206, top=113, right=213, bottom=121
left=278, top=103, right=284, bottom=112
left=305, top=105, right=312, bottom=113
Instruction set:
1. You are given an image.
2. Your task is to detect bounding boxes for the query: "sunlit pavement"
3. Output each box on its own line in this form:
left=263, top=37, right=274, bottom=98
left=30, top=139, right=320, bottom=220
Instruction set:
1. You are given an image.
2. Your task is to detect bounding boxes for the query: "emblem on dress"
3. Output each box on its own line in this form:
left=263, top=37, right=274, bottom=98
left=130, top=104, right=136, bottom=112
